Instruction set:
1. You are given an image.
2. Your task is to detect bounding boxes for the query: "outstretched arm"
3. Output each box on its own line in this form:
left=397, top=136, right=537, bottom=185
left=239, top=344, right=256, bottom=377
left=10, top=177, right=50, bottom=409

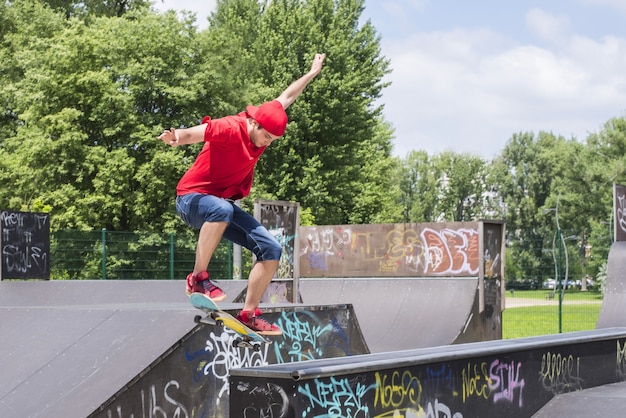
left=158, top=124, right=207, bottom=147
left=275, top=53, right=326, bottom=110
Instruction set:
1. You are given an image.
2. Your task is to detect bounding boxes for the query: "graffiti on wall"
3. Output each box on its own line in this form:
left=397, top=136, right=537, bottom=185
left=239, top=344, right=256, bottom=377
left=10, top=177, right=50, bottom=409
left=231, top=337, right=626, bottom=418
left=1, top=210, right=50, bottom=280
left=255, top=200, right=299, bottom=279
left=96, top=306, right=365, bottom=418
left=300, top=223, right=480, bottom=277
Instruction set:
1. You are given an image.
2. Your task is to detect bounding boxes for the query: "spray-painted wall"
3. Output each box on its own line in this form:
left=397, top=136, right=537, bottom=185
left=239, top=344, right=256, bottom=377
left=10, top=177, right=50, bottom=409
left=89, top=305, right=367, bottom=418
left=230, top=330, right=626, bottom=418
left=299, top=222, right=502, bottom=278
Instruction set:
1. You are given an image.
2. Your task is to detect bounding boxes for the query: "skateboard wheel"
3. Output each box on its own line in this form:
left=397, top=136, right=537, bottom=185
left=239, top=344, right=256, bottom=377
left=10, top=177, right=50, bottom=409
left=216, top=319, right=224, bottom=328
left=232, top=338, right=242, bottom=349
left=253, top=343, right=261, bottom=352
left=193, top=315, right=202, bottom=324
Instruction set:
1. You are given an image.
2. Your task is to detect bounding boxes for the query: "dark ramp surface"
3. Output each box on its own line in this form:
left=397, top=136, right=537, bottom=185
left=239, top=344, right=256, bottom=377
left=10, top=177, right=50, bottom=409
left=300, top=277, right=480, bottom=352
left=0, top=280, right=247, bottom=418
left=532, top=381, right=626, bottom=418
left=597, top=241, right=626, bottom=328
left=0, top=280, right=367, bottom=418
left=230, top=328, right=626, bottom=418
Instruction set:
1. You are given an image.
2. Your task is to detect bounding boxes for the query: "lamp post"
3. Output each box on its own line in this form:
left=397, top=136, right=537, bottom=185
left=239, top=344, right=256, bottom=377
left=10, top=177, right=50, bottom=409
left=544, top=199, right=566, bottom=333
left=556, top=225, right=563, bottom=333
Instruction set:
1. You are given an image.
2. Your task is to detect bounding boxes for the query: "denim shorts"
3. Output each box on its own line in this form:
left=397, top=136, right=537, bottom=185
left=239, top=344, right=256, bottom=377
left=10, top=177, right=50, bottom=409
left=175, top=193, right=282, bottom=261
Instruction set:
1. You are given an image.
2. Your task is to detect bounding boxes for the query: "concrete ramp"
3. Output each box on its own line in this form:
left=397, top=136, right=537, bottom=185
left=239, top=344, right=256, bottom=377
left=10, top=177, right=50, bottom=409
left=0, top=280, right=367, bottom=418
left=532, top=381, right=626, bottom=418
left=597, top=241, right=626, bottom=328
left=299, top=277, right=491, bottom=352
left=0, top=280, right=197, bottom=418
left=230, top=328, right=626, bottom=418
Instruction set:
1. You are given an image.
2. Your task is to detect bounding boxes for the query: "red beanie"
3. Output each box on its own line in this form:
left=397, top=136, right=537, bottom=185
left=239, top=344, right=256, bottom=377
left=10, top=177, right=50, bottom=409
left=246, top=100, right=288, bottom=136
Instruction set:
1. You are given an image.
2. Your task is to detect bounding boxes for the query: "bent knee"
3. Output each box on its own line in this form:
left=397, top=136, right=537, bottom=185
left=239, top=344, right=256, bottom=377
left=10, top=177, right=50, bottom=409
left=205, top=200, right=234, bottom=223
left=258, top=240, right=282, bottom=261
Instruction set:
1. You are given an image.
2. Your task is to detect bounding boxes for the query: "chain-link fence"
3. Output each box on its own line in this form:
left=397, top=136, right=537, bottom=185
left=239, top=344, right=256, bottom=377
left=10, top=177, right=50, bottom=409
left=50, top=229, right=234, bottom=280
left=47, top=227, right=608, bottom=339
left=503, top=230, right=608, bottom=339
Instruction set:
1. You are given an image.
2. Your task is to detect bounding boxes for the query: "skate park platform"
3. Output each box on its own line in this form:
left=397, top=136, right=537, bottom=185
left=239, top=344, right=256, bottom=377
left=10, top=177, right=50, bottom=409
left=230, top=327, right=626, bottom=418
left=1, top=268, right=626, bottom=418
left=0, top=279, right=370, bottom=418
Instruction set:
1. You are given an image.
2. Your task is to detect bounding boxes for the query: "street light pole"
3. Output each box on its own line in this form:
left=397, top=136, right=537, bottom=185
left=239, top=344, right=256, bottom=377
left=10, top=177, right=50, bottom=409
left=546, top=197, right=565, bottom=334
left=557, top=224, right=563, bottom=333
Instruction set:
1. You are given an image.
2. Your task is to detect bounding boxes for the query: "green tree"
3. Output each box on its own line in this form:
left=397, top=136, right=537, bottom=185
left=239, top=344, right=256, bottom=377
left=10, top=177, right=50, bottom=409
left=433, top=151, right=489, bottom=222
left=206, top=0, right=394, bottom=224
left=397, top=150, right=497, bottom=223
left=492, top=131, right=582, bottom=283
left=0, top=3, right=219, bottom=231
left=397, top=150, right=439, bottom=222
left=42, top=0, right=151, bottom=18
left=580, top=116, right=626, bottom=274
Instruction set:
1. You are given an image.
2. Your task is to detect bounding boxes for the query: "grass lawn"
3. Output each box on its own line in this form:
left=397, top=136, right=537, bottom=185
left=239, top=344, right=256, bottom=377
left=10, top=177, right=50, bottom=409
left=502, top=289, right=603, bottom=339
left=508, top=288, right=603, bottom=301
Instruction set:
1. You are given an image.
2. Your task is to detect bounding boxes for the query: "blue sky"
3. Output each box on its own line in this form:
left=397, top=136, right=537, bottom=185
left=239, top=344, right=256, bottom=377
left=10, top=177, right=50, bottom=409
left=153, top=0, right=626, bottom=159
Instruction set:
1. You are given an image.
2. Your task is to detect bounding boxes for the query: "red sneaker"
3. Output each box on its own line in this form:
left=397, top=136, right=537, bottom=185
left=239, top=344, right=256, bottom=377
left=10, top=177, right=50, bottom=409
left=237, top=309, right=282, bottom=336
left=185, top=271, right=227, bottom=302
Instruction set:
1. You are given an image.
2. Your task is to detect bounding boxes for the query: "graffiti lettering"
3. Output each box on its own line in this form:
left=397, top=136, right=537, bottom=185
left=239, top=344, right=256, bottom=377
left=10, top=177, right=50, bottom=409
left=618, top=195, right=626, bottom=234
left=204, top=331, right=269, bottom=402
left=240, top=383, right=290, bottom=418
left=462, top=362, right=490, bottom=402
left=105, top=380, right=189, bottom=418
left=298, top=376, right=375, bottom=417
left=374, top=370, right=422, bottom=409
left=489, top=360, right=525, bottom=407
left=2, top=244, right=47, bottom=273
left=301, top=225, right=480, bottom=276
left=421, top=228, right=479, bottom=275
left=539, top=352, right=583, bottom=394
left=275, top=311, right=336, bottom=363
left=423, top=399, right=464, bottom=418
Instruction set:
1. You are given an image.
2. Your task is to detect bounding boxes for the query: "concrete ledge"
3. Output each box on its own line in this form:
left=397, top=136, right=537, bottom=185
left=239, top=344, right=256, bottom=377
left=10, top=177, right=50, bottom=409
left=230, top=328, right=626, bottom=418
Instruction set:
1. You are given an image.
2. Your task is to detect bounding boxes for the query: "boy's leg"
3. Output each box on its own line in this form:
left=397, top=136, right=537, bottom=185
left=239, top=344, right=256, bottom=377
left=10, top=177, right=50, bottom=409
left=243, top=260, right=279, bottom=312
left=223, top=206, right=282, bottom=335
left=176, top=194, right=234, bottom=300
left=194, top=221, right=228, bottom=276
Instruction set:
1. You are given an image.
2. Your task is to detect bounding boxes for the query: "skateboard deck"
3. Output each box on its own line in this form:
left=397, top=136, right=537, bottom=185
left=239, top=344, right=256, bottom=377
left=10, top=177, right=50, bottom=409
left=189, top=293, right=271, bottom=351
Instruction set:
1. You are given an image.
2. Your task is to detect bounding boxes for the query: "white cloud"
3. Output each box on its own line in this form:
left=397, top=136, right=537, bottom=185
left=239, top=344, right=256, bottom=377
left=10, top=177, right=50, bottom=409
left=382, top=22, right=626, bottom=158
left=525, top=8, right=571, bottom=45
left=579, top=0, right=626, bottom=15
left=150, top=1, right=626, bottom=159
left=152, top=0, right=216, bottom=28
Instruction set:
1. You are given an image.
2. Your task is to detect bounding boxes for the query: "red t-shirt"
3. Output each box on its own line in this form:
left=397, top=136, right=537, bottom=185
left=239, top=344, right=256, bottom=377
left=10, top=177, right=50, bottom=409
left=176, top=112, right=266, bottom=199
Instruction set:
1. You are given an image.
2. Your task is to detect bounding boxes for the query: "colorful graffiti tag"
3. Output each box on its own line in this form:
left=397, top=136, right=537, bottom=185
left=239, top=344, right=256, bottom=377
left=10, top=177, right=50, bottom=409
left=300, top=223, right=481, bottom=277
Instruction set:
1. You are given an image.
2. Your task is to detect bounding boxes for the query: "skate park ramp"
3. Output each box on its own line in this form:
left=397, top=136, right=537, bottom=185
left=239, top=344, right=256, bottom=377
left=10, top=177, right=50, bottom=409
left=230, top=327, right=626, bottom=418
left=0, top=280, right=206, bottom=418
left=0, top=279, right=367, bottom=418
left=531, top=381, right=626, bottom=418
left=597, top=240, right=626, bottom=328
left=299, top=277, right=483, bottom=352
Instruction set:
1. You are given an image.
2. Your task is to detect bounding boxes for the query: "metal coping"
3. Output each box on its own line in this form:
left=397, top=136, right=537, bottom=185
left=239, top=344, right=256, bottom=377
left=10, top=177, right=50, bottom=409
left=230, top=327, right=626, bottom=381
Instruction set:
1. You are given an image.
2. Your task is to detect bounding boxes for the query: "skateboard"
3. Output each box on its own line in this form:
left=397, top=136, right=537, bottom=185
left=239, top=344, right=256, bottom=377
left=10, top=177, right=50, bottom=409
left=190, top=293, right=272, bottom=351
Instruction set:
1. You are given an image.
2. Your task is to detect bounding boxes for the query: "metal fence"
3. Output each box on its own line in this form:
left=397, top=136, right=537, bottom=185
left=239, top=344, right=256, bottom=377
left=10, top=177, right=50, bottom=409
left=50, top=229, right=233, bottom=280
left=47, top=228, right=606, bottom=339
left=502, top=230, right=607, bottom=339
